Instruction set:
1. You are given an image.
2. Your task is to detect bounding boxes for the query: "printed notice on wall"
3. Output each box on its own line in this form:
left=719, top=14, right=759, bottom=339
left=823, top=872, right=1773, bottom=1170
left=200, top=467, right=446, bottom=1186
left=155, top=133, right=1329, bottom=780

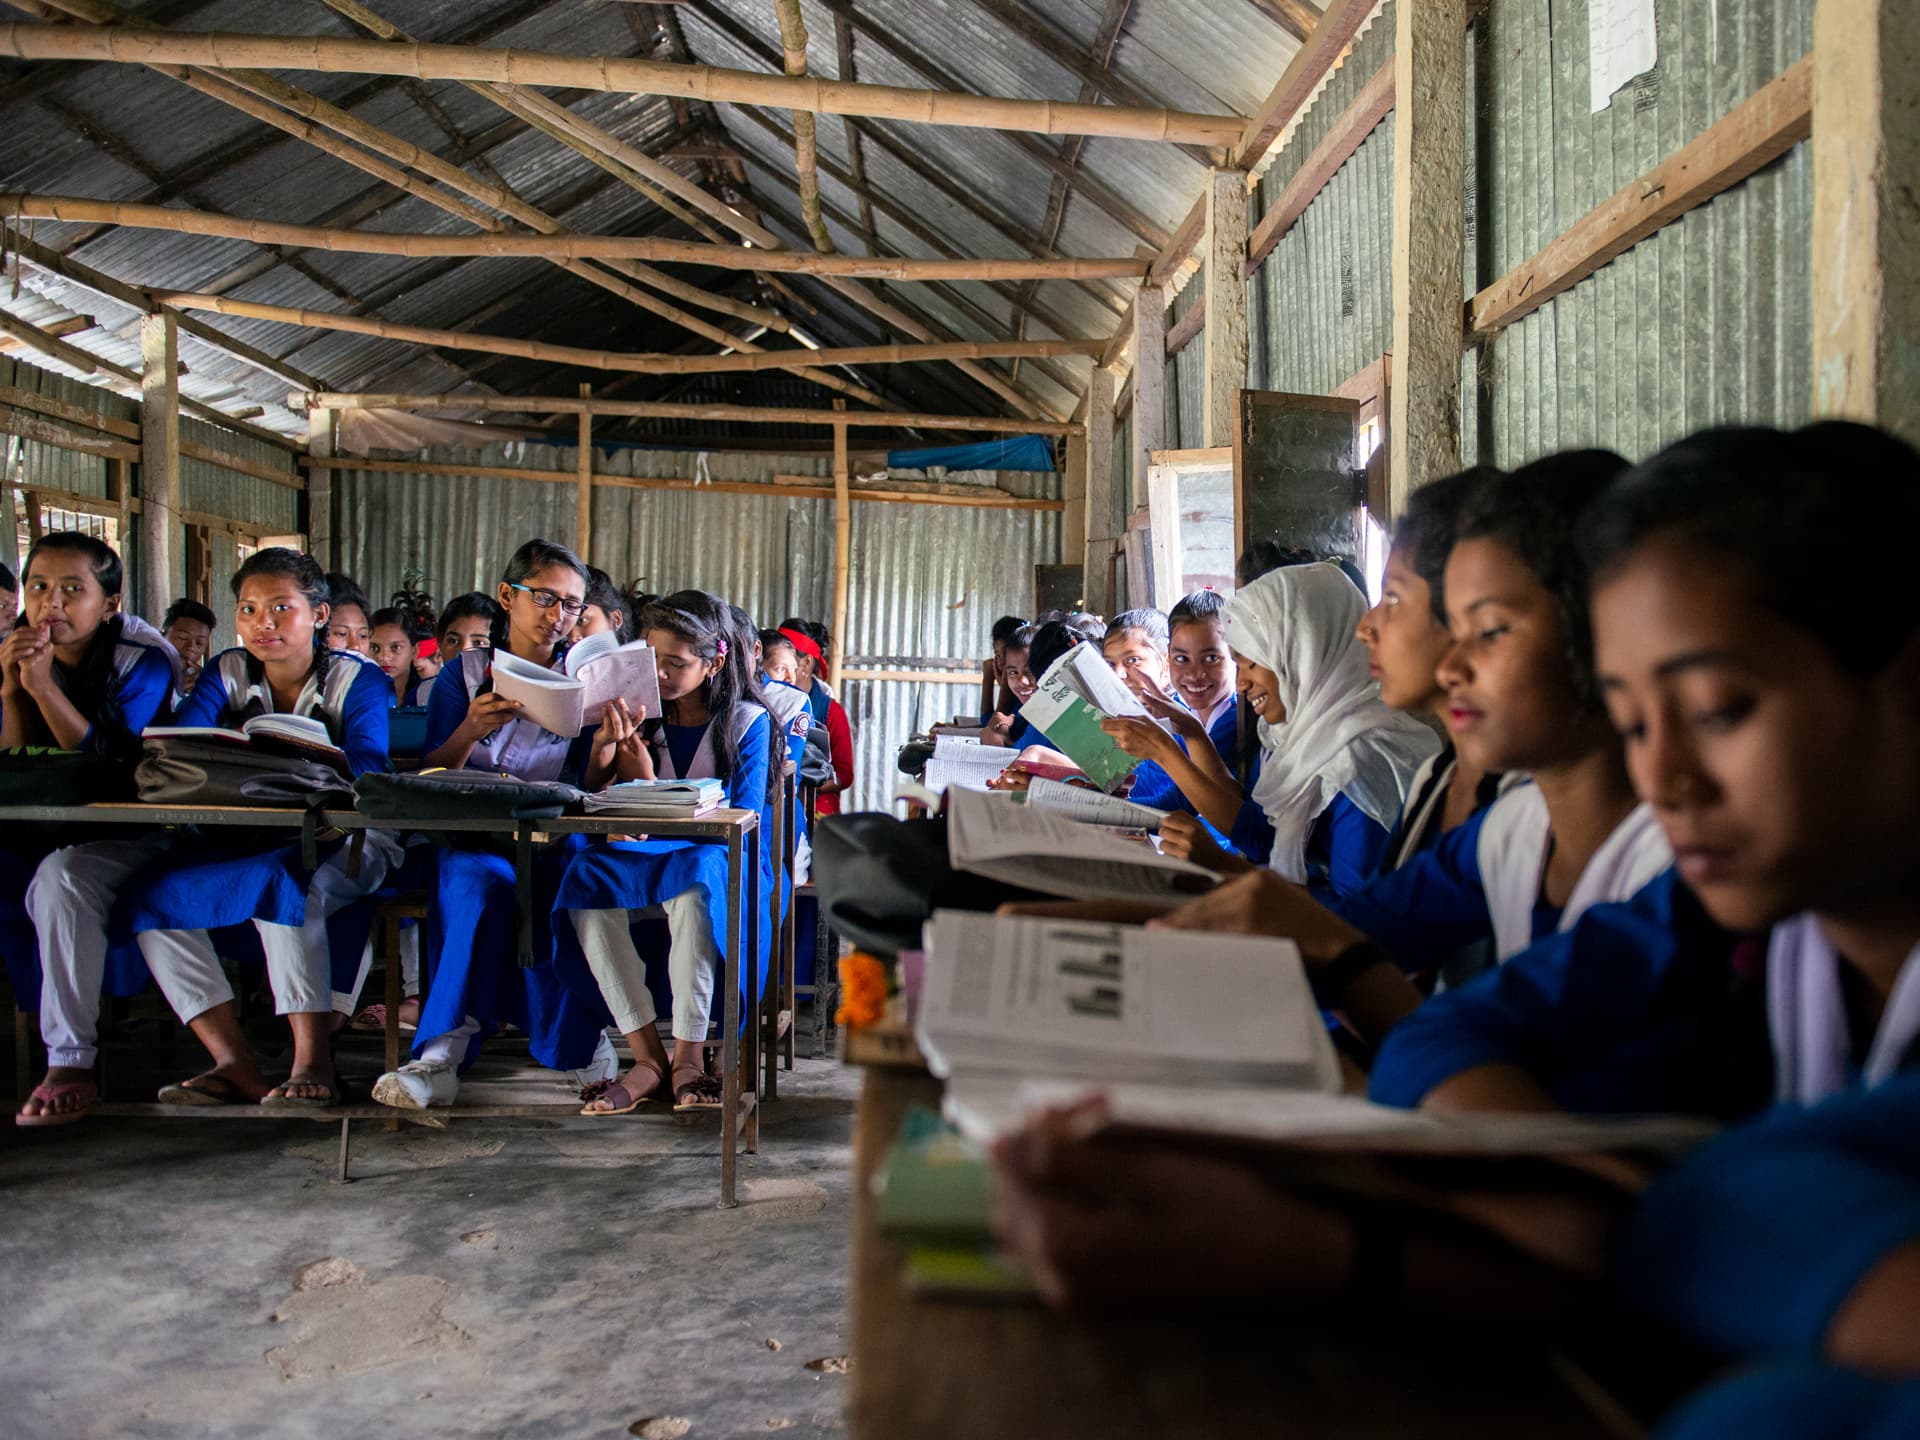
left=1590, top=0, right=1658, bottom=112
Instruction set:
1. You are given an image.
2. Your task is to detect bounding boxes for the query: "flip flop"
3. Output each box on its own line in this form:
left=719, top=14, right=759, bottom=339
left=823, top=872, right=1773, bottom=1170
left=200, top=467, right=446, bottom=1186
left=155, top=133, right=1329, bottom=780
left=672, top=1071, right=725, bottom=1114
left=580, top=1066, right=668, bottom=1117
left=15, top=1078, right=99, bottom=1128
left=350, top=1003, right=420, bottom=1035
left=261, top=1077, right=341, bottom=1110
left=156, top=1073, right=255, bottom=1107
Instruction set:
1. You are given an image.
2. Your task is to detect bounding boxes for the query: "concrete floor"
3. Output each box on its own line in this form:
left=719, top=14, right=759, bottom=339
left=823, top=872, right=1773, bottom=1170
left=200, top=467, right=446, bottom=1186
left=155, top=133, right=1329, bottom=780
left=2, top=1029, right=861, bottom=1440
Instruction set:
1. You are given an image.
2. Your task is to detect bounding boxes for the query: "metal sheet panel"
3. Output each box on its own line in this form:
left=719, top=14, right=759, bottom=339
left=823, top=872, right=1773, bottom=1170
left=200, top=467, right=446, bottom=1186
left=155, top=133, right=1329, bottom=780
left=1480, top=0, right=1815, bottom=465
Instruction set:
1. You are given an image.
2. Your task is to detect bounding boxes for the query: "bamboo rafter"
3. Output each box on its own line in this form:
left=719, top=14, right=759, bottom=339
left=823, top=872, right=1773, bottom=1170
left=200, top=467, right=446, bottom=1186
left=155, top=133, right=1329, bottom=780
left=153, top=294, right=1107, bottom=374
left=295, top=391, right=1082, bottom=436
left=0, top=195, right=1144, bottom=279
left=17, top=0, right=893, bottom=411
left=0, top=26, right=1249, bottom=145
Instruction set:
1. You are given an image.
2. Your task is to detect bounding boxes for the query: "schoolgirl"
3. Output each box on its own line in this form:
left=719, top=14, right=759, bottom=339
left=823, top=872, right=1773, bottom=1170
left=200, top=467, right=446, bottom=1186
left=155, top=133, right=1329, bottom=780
left=160, top=597, right=216, bottom=707
left=1175, top=561, right=1439, bottom=898
left=982, top=624, right=1040, bottom=748
left=9, top=533, right=176, bottom=1124
left=1098, top=607, right=1246, bottom=825
left=323, top=573, right=373, bottom=657
left=574, top=566, right=633, bottom=644
left=116, top=549, right=396, bottom=1108
left=370, top=540, right=614, bottom=1111
left=1370, top=422, right=1920, bottom=1116
left=1159, top=455, right=1674, bottom=1047
left=368, top=606, right=429, bottom=707
left=557, top=590, right=775, bottom=1114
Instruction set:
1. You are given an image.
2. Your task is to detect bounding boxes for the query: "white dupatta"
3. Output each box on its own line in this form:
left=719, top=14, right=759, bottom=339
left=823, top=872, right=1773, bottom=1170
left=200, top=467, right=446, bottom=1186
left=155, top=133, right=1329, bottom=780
left=1768, top=917, right=1920, bottom=1105
left=1225, top=564, right=1440, bottom=882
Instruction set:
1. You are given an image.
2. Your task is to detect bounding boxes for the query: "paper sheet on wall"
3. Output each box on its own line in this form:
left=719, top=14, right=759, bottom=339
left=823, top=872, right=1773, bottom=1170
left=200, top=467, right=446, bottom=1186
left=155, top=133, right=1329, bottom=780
left=1589, top=0, right=1658, bottom=113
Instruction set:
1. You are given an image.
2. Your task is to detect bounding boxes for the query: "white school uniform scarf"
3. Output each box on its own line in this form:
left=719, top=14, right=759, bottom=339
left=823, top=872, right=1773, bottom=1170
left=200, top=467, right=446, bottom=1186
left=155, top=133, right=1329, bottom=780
left=1768, top=917, right=1920, bottom=1105
left=651, top=700, right=765, bottom=782
left=1472, top=784, right=1673, bottom=962
left=1225, top=564, right=1441, bottom=883
left=118, top=613, right=188, bottom=694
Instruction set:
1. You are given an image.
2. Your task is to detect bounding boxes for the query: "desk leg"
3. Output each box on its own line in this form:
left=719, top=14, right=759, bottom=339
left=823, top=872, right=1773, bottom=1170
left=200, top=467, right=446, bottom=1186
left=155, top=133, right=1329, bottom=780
left=720, top=831, right=741, bottom=1209
left=14, top=1008, right=30, bottom=1103
left=745, top=848, right=761, bottom=1151
left=382, top=916, right=403, bottom=1134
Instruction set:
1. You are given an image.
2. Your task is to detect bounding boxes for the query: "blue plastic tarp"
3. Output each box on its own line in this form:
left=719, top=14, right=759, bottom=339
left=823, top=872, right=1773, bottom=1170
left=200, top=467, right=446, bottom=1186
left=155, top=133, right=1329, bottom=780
left=885, top=435, right=1056, bottom=472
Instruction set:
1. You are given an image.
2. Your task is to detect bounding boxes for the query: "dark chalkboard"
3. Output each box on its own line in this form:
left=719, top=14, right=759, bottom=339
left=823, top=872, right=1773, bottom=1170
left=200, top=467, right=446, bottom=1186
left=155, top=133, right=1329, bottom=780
left=1232, top=390, right=1363, bottom=568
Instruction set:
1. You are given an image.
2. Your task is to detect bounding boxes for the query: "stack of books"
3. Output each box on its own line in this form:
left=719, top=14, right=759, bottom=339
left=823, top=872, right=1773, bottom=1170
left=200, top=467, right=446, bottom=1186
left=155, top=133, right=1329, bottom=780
left=581, top=776, right=726, bottom=818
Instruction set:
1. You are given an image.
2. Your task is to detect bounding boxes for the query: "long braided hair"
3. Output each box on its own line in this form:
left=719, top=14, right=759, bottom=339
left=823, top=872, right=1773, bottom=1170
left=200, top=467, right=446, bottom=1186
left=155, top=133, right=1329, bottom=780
left=489, top=538, right=588, bottom=668
left=231, top=548, right=333, bottom=717
left=18, top=531, right=133, bottom=757
left=639, top=589, right=774, bottom=798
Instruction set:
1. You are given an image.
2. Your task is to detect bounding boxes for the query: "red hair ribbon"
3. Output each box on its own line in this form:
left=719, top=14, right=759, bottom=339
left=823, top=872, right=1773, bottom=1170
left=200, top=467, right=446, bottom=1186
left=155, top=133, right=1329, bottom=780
left=779, top=627, right=822, bottom=661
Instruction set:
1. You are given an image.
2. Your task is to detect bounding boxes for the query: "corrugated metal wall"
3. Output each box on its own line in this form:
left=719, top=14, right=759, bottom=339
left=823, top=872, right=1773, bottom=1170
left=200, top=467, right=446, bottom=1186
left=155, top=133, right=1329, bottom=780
left=1476, top=0, right=1814, bottom=466
left=3, top=358, right=299, bottom=633
left=335, top=446, right=1059, bottom=813
left=1251, top=3, right=1397, bottom=398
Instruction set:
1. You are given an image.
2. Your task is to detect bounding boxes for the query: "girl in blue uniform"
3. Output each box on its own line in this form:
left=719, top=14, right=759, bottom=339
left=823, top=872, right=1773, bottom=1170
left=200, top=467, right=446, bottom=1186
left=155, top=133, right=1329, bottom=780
left=8, top=533, right=175, bottom=1125
left=1182, top=561, right=1438, bottom=899
left=1156, top=455, right=1672, bottom=1050
left=559, top=590, right=775, bottom=1114
left=1372, top=421, right=1920, bottom=1117
left=122, top=549, right=395, bottom=1108
left=370, top=539, right=614, bottom=1112
left=368, top=606, right=429, bottom=707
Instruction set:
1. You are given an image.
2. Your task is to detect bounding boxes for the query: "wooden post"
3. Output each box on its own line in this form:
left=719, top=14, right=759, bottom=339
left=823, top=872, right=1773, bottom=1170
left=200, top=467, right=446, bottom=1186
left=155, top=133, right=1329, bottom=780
left=1131, top=283, right=1166, bottom=514
left=575, top=382, right=593, bottom=562
left=107, top=456, right=132, bottom=557
left=831, top=401, right=851, bottom=671
left=1202, top=170, right=1249, bottom=449
left=1062, top=429, right=1089, bottom=574
left=139, top=308, right=181, bottom=619
left=1388, top=0, right=1467, bottom=512
left=1082, top=368, right=1117, bottom=615
left=1813, top=0, right=1920, bottom=444
left=305, top=405, right=335, bottom=567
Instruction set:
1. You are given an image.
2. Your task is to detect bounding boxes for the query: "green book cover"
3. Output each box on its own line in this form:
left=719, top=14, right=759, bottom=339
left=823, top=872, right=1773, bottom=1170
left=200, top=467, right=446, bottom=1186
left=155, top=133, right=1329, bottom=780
left=903, top=1245, right=1038, bottom=1302
left=875, top=1108, right=995, bottom=1246
left=1018, top=667, right=1142, bottom=794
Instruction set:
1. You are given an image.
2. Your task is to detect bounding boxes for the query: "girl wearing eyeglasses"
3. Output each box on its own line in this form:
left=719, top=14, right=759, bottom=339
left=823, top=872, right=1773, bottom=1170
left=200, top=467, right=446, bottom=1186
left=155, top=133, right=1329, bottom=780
left=373, top=540, right=617, bottom=1111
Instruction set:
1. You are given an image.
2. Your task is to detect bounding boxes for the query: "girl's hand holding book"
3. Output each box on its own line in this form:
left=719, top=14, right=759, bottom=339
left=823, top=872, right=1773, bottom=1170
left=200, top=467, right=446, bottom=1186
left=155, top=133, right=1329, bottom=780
left=461, top=690, right=522, bottom=739
left=1100, top=714, right=1177, bottom=766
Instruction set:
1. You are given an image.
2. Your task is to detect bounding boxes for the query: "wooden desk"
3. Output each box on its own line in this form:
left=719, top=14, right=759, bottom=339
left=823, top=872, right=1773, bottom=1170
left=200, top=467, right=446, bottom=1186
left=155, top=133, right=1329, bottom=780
left=0, top=802, right=761, bottom=1206
left=847, top=1056, right=1629, bottom=1439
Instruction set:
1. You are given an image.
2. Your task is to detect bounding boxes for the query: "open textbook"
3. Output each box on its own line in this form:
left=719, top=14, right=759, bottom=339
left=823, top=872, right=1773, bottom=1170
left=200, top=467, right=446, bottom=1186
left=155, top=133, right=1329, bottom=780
left=1025, top=776, right=1165, bottom=833
left=143, top=713, right=348, bottom=770
left=490, top=634, right=662, bottom=737
left=923, top=735, right=1019, bottom=794
left=946, top=785, right=1215, bottom=901
left=915, top=909, right=1341, bottom=1097
left=1016, top=645, right=1153, bottom=793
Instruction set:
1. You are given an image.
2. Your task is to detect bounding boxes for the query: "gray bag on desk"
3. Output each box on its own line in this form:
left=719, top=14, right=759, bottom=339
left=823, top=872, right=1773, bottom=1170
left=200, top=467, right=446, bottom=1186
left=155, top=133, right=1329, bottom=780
left=136, top=738, right=353, bottom=806
left=799, top=725, right=835, bottom=786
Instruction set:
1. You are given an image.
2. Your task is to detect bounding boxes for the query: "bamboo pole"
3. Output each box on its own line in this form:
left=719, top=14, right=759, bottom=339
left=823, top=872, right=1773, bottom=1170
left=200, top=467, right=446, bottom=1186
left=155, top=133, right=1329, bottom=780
left=20, top=0, right=890, bottom=410
left=0, top=195, right=1143, bottom=278
left=831, top=405, right=851, bottom=672
left=773, top=0, right=834, bottom=255
left=0, top=25, right=1249, bottom=145
left=140, top=309, right=182, bottom=620
left=575, top=383, right=593, bottom=564
left=294, top=391, right=1082, bottom=437
left=297, top=455, right=1066, bottom=511
left=156, top=293, right=1105, bottom=374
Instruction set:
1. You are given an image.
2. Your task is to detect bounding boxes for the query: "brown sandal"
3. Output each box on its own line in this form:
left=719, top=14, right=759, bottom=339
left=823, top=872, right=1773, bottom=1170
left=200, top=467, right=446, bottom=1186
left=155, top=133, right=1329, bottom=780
left=672, top=1070, right=724, bottom=1113
left=580, top=1063, right=669, bottom=1116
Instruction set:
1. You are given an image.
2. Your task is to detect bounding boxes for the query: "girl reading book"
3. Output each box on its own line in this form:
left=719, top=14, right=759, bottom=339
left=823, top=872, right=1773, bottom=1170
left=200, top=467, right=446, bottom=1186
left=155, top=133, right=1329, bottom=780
left=555, top=589, right=775, bottom=1114
left=370, top=540, right=615, bottom=1112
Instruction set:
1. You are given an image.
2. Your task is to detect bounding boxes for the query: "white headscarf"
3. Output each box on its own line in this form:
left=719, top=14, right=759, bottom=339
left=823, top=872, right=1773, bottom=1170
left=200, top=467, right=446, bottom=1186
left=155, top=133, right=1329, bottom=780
left=1226, top=563, right=1441, bottom=882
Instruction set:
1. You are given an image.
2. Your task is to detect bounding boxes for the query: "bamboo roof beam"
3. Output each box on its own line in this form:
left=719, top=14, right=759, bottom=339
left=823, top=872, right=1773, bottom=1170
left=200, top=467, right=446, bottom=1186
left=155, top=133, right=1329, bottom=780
left=0, top=308, right=298, bottom=449
left=295, top=391, right=1082, bottom=437
left=0, top=196, right=1144, bottom=280
left=25, top=0, right=893, bottom=409
left=832, top=14, right=880, bottom=252
left=153, top=295, right=1107, bottom=375
left=771, top=0, right=834, bottom=255
left=0, top=25, right=1250, bottom=146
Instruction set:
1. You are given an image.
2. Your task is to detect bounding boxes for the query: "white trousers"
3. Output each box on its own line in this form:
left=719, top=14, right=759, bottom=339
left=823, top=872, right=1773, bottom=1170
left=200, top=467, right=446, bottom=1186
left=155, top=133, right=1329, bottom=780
left=569, top=889, right=718, bottom=1043
left=138, top=836, right=396, bottom=1027
left=28, top=834, right=171, bottom=1070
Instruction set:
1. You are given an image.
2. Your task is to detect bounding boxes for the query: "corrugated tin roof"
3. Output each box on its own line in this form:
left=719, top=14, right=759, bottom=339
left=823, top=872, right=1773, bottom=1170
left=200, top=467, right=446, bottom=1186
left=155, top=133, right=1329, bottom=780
left=1, top=0, right=1297, bottom=433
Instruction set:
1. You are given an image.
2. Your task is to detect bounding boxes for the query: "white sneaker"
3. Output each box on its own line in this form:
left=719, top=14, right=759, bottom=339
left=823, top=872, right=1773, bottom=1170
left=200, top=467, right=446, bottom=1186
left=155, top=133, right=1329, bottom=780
left=372, top=1059, right=459, bottom=1110
left=567, top=1033, right=620, bottom=1089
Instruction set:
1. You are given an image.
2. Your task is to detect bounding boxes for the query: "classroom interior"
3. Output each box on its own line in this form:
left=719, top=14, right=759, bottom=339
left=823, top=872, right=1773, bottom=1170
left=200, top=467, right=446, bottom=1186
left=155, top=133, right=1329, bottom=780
left=3, top=0, right=1916, bottom=1437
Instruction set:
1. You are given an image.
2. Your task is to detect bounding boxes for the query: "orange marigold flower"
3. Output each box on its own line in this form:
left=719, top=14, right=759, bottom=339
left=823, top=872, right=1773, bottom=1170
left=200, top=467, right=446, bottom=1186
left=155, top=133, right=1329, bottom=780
left=836, top=950, right=891, bottom=1029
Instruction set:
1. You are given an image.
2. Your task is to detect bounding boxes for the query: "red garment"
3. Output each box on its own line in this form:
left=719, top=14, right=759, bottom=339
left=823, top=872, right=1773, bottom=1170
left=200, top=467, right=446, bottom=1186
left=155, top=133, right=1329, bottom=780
left=814, top=696, right=855, bottom=815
